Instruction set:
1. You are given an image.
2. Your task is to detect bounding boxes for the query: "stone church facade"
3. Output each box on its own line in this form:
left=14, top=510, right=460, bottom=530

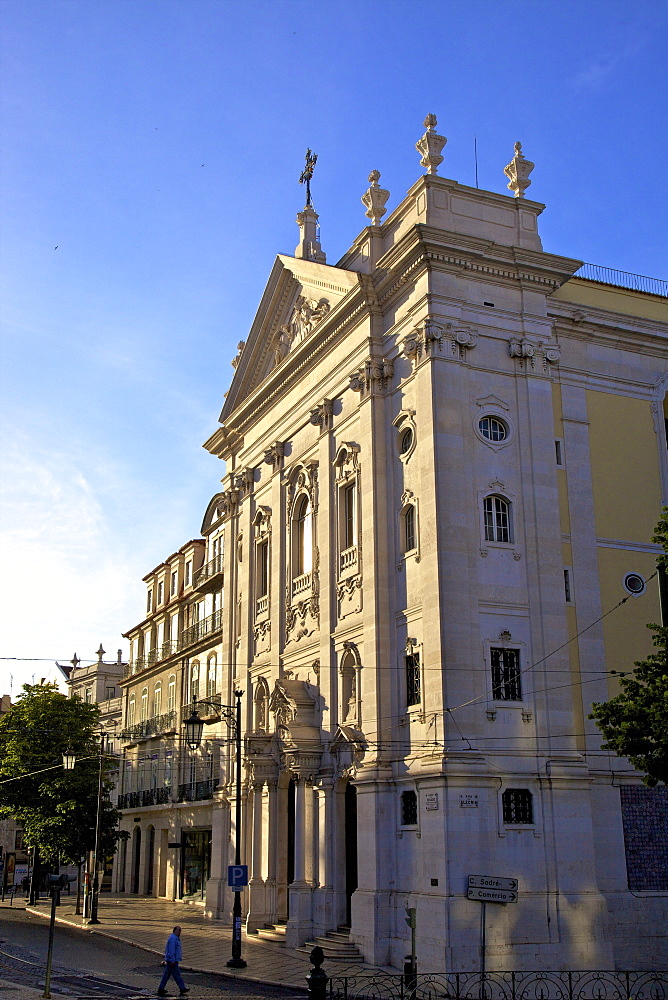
left=116, top=118, right=668, bottom=971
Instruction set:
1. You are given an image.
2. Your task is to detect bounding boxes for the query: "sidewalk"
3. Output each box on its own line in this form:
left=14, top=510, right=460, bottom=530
left=21, top=894, right=391, bottom=991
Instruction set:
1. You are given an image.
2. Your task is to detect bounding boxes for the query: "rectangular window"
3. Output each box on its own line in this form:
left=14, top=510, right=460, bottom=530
left=484, top=496, right=511, bottom=543
left=157, top=580, right=164, bottom=605
left=146, top=589, right=153, bottom=613
left=185, top=560, right=192, bottom=586
left=502, top=788, right=533, bottom=824
left=401, top=789, right=418, bottom=826
left=555, top=439, right=563, bottom=466
left=404, top=505, right=416, bottom=552
left=406, top=654, right=421, bottom=707
left=491, top=647, right=522, bottom=701
left=564, top=568, right=572, bottom=603
left=343, top=483, right=355, bottom=549
left=85, top=688, right=93, bottom=704
left=257, top=540, right=269, bottom=597
left=171, top=570, right=177, bottom=596
left=106, top=686, right=115, bottom=700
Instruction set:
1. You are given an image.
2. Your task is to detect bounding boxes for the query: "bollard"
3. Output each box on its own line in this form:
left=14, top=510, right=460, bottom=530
left=306, top=945, right=328, bottom=1000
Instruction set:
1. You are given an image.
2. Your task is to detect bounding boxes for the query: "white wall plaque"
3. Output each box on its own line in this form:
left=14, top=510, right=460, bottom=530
left=460, top=793, right=478, bottom=808
left=425, top=793, right=439, bottom=811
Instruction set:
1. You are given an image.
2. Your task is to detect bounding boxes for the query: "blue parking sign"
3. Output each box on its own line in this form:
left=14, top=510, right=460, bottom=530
left=227, top=865, right=248, bottom=890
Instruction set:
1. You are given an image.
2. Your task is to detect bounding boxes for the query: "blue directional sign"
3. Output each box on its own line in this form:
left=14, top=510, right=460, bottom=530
left=227, top=865, right=248, bottom=890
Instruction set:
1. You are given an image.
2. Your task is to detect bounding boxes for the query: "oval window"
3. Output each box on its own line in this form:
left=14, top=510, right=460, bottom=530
left=400, top=428, right=414, bottom=454
left=479, top=416, right=507, bottom=442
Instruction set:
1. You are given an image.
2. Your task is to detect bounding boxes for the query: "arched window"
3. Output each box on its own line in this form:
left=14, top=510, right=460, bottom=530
left=140, top=687, right=148, bottom=721
left=404, top=504, right=416, bottom=552
left=295, top=495, right=313, bottom=576
left=207, top=656, right=217, bottom=699
left=153, top=681, right=162, bottom=717
left=484, top=495, right=512, bottom=543
left=128, top=694, right=136, bottom=727
left=167, top=674, right=176, bottom=713
left=190, top=662, right=200, bottom=702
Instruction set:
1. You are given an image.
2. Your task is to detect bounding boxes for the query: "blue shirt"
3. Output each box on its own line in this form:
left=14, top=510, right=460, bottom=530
left=164, top=933, right=182, bottom=963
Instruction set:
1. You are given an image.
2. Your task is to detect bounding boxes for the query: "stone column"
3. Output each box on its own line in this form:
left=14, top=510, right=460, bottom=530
left=205, top=794, right=228, bottom=918
left=285, top=774, right=313, bottom=948
left=265, top=778, right=278, bottom=922
left=246, top=780, right=267, bottom=932
left=312, top=778, right=335, bottom=937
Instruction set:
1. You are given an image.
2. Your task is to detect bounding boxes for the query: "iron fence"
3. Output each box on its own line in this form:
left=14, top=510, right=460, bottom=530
left=177, top=778, right=218, bottom=802
left=574, top=263, right=667, bottom=298
left=326, top=971, right=668, bottom=1000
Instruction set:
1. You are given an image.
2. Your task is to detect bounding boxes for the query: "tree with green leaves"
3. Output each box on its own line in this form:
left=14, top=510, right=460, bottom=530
left=590, top=509, right=668, bottom=787
left=0, top=683, right=122, bottom=864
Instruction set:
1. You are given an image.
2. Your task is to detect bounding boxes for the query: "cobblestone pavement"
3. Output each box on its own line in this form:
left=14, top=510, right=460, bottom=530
left=1, top=897, right=391, bottom=996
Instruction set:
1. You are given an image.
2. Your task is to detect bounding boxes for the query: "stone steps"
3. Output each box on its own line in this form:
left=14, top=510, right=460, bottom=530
left=297, top=926, right=363, bottom=962
left=255, top=921, right=287, bottom=944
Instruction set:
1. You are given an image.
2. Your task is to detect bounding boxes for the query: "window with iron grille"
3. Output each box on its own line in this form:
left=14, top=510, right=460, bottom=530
left=401, top=790, right=418, bottom=826
left=491, top=647, right=522, bottom=701
left=502, top=788, right=533, bottom=824
left=406, top=654, right=421, bottom=707
left=484, top=495, right=511, bottom=543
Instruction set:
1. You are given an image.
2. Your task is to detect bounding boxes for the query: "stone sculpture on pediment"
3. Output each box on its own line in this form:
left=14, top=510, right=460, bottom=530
left=231, top=341, right=245, bottom=369
left=272, top=295, right=330, bottom=367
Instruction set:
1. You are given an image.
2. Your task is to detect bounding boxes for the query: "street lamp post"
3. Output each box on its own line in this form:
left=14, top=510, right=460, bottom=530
left=88, top=732, right=106, bottom=924
left=183, top=689, right=246, bottom=969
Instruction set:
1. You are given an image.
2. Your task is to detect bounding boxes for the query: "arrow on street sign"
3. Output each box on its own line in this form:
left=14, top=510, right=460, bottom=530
left=467, top=886, right=517, bottom=904
left=468, top=874, right=518, bottom=891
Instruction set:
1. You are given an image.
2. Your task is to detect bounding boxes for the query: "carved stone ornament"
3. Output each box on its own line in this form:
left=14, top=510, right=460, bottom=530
left=448, top=327, right=478, bottom=358
left=273, top=295, right=330, bottom=367
left=286, top=462, right=318, bottom=521
left=215, top=489, right=240, bottom=522
left=334, top=442, right=360, bottom=481
left=234, top=467, right=255, bottom=497
left=349, top=357, right=394, bottom=396
left=402, top=318, right=446, bottom=361
left=509, top=338, right=560, bottom=372
left=253, top=505, right=271, bottom=538
left=310, top=398, right=334, bottom=430
left=415, top=113, right=447, bottom=175
left=263, top=441, right=285, bottom=467
left=337, top=575, right=362, bottom=619
left=231, top=340, right=245, bottom=369
left=361, top=170, right=390, bottom=225
left=503, top=141, right=534, bottom=199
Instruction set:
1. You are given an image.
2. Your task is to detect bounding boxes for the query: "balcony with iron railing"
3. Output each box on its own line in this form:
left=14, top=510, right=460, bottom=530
left=177, top=779, right=219, bottom=802
left=179, top=609, right=223, bottom=650
left=120, top=710, right=177, bottom=743
left=118, top=786, right=172, bottom=810
left=193, top=554, right=224, bottom=592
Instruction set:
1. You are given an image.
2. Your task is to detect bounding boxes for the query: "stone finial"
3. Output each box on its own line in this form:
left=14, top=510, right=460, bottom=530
left=71, top=652, right=81, bottom=669
left=96, top=644, right=105, bottom=662
left=361, top=170, right=390, bottom=225
left=503, top=141, right=534, bottom=198
left=416, top=113, right=447, bottom=174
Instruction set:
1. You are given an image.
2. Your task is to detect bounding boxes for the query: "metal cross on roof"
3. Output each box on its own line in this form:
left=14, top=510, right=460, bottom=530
left=299, top=148, right=318, bottom=207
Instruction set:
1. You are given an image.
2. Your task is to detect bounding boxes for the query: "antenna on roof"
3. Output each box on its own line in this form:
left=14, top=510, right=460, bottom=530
left=474, top=134, right=479, bottom=189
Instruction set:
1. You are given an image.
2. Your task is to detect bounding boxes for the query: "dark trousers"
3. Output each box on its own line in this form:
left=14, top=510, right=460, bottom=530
left=159, top=962, right=186, bottom=992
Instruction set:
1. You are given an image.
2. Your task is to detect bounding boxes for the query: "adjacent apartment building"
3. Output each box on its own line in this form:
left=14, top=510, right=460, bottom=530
left=115, top=117, right=668, bottom=971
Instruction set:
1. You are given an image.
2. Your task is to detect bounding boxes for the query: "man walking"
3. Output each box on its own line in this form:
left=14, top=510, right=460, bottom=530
left=157, top=925, right=189, bottom=996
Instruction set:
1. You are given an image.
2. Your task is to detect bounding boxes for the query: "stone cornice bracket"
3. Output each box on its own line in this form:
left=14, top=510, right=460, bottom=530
left=231, top=340, right=246, bottom=369
left=509, top=337, right=560, bottom=373
left=263, top=441, right=285, bottom=468
left=349, top=357, right=394, bottom=397
left=416, top=113, right=447, bottom=174
left=503, top=141, right=534, bottom=199
left=401, top=318, right=448, bottom=363
left=310, top=398, right=334, bottom=431
left=234, top=466, right=255, bottom=497
left=215, top=488, right=240, bottom=522
left=361, top=170, right=390, bottom=225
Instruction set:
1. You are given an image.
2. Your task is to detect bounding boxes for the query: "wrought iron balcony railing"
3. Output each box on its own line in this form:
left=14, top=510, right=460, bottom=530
left=118, top=786, right=172, bottom=810
left=179, top=609, right=222, bottom=650
left=575, top=262, right=667, bottom=297
left=177, top=779, right=218, bottom=802
left=193, top=554, right=224, bottom=590
left=120, top=710, right=177, bottom=742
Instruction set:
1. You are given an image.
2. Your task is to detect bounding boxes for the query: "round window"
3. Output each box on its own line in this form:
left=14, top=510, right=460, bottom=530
left=400, top=428, right=414, bottom=454
left=623, top=572, right=645, bottom=597
left=479, top=416, right=507, bottom=442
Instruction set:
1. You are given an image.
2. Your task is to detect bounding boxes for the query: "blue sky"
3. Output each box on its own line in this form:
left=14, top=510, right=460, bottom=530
left=1, top=0, right=667, bottom=695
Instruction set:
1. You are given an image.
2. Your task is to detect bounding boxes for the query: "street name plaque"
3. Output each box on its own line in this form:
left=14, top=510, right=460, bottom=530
left=468, top=874, right=518, bottom=891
